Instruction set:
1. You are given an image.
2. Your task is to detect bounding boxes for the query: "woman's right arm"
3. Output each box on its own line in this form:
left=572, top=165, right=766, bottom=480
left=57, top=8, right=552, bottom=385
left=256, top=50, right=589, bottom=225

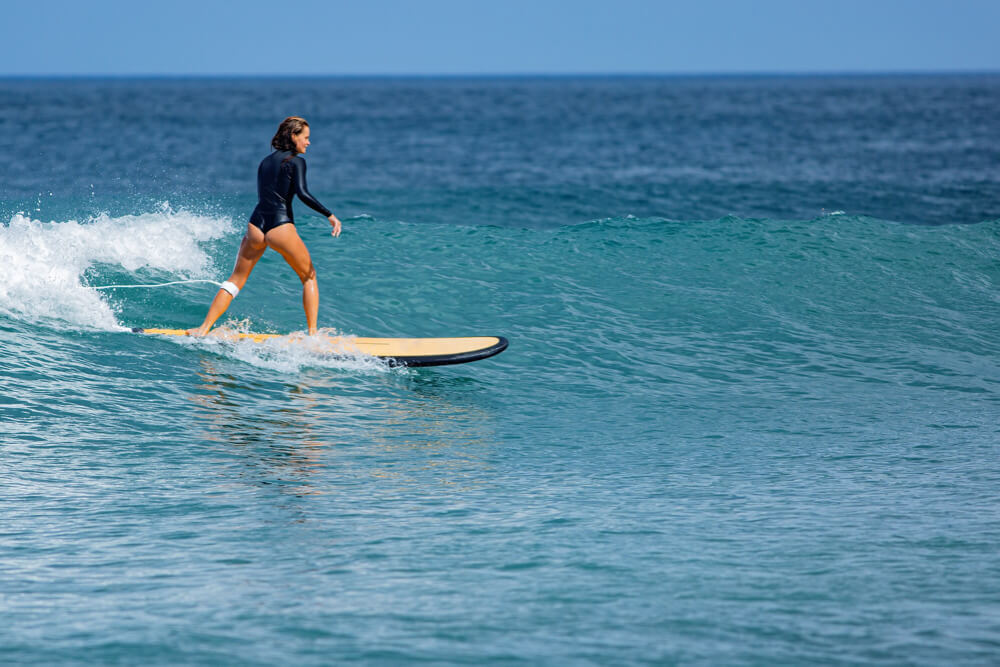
left=289, top=158, right=331, bottom=217
left=289, top=158, right=340, bottom=236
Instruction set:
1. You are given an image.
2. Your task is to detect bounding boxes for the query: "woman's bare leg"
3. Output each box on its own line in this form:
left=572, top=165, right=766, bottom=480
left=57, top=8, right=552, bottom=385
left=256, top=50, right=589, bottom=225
left=264, top=223, right=319, bottom=334
left=188, top=224, right=267, bottom=336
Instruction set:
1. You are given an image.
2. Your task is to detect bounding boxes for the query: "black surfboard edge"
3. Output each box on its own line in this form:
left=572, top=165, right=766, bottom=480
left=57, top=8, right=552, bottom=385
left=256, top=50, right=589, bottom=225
left=389, top=336, right=509, bottom=368
left=133, top=328, right=508, bottom=367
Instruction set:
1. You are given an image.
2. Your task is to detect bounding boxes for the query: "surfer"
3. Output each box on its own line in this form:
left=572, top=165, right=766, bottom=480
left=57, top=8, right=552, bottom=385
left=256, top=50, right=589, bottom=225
left=189, top=116, right=342, bottom=337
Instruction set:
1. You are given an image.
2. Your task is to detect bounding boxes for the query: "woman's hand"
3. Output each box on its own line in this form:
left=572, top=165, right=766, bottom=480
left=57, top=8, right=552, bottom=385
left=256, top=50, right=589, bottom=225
left=328, top=214, right=342, bottom=237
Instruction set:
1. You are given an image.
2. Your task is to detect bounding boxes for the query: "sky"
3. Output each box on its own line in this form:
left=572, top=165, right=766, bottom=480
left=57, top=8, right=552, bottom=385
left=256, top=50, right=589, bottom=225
left=2, top=0, right=998, bottom=76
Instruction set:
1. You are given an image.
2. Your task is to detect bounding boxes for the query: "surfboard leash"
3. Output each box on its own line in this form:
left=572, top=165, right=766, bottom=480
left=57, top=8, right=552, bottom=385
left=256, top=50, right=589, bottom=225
left=91, top=279, right=224, bottom=290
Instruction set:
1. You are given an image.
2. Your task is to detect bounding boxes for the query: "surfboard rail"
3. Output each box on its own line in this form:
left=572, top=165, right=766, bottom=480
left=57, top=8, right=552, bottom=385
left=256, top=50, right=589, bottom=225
left=132, top=328, right=508, bottom=367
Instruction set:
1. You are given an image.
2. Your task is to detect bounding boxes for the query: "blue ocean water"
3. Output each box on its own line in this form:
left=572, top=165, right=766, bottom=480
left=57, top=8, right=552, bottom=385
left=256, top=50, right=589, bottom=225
left=1, top=75, right=999, bottom=664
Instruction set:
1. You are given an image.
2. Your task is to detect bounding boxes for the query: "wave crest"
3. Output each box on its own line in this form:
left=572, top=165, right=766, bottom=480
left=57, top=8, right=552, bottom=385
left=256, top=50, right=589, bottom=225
left=0, top=204, right=234, bottom=331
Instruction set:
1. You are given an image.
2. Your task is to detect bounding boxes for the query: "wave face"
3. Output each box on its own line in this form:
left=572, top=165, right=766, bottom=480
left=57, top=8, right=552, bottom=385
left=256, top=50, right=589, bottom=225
left=2, top=77, right=999, bottom=665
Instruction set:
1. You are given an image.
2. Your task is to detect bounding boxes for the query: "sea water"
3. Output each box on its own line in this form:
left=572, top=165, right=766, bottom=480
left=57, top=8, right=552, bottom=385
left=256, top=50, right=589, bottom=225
left=1, top=76, right=999, bottom=664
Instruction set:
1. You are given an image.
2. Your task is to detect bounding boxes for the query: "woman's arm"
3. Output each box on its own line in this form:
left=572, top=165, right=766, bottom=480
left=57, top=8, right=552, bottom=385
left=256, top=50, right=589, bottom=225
left=290, top=157, right=340, bottom=236
left=289, top=157, right=332, bottom=217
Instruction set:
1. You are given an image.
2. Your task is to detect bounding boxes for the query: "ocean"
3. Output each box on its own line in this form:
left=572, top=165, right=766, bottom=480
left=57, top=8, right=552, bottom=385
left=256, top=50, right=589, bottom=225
left=1, top=75, right=999, bottom=664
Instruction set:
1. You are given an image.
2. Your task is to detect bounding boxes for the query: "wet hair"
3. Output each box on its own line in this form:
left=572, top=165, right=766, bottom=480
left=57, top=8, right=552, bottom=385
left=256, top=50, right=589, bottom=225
left=271, top=116, right=309, bottom=152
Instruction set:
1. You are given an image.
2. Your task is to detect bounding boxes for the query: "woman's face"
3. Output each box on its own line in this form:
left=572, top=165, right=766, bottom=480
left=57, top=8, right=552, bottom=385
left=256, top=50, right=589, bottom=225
left=293, top=126, right=310, bottom=154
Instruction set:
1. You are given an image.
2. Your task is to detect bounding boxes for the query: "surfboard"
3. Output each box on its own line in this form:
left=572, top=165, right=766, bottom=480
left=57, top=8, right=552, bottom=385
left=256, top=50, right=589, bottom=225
left=132, top=328, right=508, bottom=367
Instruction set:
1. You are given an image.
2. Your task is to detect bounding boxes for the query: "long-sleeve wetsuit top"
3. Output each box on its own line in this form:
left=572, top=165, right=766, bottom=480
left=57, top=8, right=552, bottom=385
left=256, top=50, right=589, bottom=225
left=249, top=150, right=331, bottom=233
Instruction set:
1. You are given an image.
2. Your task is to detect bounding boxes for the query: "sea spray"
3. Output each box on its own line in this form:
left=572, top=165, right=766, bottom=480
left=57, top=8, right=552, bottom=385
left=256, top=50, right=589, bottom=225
left=167, top=322, right=397, bottom=375
left=0, top=205, right=233, bottom=330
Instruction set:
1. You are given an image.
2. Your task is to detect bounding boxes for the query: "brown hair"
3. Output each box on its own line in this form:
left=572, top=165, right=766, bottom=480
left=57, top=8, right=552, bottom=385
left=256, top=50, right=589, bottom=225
left=271, top=116, right=309, bottom=152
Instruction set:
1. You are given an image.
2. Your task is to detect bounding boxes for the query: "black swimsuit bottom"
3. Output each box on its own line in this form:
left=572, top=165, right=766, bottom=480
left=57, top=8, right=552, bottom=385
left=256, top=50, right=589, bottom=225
left=249, top=150, right=331, bottom=234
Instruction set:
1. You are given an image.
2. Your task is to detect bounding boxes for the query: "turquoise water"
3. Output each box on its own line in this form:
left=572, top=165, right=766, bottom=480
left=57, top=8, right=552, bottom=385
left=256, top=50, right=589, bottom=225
left=2, top=76, right=1000, bottom=664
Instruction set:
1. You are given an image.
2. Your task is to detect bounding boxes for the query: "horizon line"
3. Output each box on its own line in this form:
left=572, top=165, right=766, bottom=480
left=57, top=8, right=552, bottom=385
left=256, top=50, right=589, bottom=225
left=1, top=69, right=998, bottom=80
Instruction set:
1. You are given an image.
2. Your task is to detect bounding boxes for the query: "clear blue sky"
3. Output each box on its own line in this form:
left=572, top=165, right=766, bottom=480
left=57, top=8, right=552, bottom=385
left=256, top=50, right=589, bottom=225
left=3, top=0, right=998, bottom=75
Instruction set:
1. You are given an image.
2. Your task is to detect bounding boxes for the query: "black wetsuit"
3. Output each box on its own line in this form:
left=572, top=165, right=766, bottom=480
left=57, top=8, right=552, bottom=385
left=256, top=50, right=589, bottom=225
left=249, top=150, right=331, bottom=234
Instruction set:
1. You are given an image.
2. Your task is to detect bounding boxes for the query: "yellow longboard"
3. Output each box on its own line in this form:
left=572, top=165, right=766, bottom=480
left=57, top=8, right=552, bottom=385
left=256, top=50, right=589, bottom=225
left=133, top=328, right=507, bottom=367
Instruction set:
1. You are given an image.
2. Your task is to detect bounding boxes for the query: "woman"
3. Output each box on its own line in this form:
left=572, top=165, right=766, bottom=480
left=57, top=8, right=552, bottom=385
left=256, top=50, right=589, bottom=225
left=189, top=116, right=342, bottom=337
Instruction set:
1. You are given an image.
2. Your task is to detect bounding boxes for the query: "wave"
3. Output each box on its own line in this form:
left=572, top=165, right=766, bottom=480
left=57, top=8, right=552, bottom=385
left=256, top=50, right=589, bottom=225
left=0, top=204, right=234, bottom=331
left=3, top=206, right=997, bottom=384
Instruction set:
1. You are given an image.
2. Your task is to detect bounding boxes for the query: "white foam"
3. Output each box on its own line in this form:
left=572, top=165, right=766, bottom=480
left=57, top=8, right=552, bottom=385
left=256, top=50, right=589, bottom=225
left=173, top=323, right=397, bottom=375
left=0, top=204, right=233, bottom=331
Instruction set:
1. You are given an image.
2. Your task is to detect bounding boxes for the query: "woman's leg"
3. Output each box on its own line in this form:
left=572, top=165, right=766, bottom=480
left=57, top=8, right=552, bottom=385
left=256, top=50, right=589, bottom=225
left=189, top=224, right=267, bottom=336
left=263, top=223, right=319, bottom=334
